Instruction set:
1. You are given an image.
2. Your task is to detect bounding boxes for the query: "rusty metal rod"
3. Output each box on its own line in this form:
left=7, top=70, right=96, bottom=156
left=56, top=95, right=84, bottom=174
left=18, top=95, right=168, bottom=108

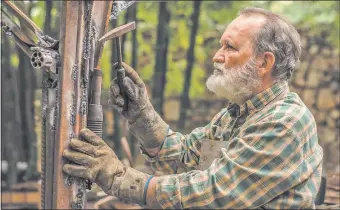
left=53, top=1, right=84, bottom=208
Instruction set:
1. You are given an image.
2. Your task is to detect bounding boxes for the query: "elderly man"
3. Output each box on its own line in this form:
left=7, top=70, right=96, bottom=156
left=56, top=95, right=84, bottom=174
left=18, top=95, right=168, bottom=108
left=63, top=7, right=323, bottom=209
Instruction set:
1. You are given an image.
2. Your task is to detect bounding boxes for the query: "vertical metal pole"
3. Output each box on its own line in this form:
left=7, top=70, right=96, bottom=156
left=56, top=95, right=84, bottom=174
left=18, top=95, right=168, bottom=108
left=44, top=86, right=57, bottom=209
left=51, top=1, right=113, bottom=209
left=53, top=1, right=84, bottom=208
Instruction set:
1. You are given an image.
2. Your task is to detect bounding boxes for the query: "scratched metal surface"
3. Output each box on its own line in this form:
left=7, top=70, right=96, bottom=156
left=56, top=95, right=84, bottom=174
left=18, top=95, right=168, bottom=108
left=52, top=1, right=112, bottom=209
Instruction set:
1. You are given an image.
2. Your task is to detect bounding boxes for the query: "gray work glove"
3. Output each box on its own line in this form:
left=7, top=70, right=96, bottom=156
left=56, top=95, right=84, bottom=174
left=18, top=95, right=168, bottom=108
left=63, top=128, right=149, bottom=205
left=108, top=62, right=169, bottom=149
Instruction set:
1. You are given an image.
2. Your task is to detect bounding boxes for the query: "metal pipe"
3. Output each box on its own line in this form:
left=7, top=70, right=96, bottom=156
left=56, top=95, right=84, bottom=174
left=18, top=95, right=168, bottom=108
left=53, top=2, right=84, bottom=208
left=88, top=41, right=103, bottom=138
left=90, top=69, right=102, bottom=105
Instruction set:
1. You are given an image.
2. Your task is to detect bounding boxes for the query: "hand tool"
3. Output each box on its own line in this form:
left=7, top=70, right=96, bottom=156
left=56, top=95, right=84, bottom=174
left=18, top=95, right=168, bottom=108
left=98, top=21, right=136, bottom=111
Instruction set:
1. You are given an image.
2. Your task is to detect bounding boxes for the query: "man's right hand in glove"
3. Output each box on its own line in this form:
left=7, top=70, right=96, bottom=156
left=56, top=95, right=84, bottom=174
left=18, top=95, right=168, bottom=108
left=109, top=63, right=169, bottom=154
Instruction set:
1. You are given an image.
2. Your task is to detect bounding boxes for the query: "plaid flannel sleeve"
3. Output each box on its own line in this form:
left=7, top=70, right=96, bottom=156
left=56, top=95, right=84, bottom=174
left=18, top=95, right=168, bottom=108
left=140, top=109, right=228, bottom=175
left=154, top=113, right=323, bottom=209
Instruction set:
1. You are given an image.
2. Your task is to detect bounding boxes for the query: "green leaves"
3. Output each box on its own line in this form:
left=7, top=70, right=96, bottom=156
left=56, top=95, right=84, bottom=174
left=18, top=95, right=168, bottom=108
left=100, top=44, right=111, bottom=89
left=30, top=1, right=46, bottom=29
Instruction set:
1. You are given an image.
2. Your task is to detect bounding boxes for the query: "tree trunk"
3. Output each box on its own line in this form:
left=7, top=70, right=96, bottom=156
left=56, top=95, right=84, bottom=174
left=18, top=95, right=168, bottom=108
left=52, top=1, right=61, bottom=39
left=121, top=7, right=130, bottom=61
left=111, top=19, right=123, bottom=159
left=1, top=35, right=21, bottom=187
left=152, top=2, right=171, bottom=117
left=178, top=1, right=202, bottom=130
left=44, top=0, right=53, bottom=35
left=15, top=1, right=39, bottom=181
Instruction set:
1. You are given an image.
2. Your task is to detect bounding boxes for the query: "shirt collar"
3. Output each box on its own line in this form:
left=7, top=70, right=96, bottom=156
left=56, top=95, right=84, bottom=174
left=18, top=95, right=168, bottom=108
left=227, top=81, right=289, bottom=118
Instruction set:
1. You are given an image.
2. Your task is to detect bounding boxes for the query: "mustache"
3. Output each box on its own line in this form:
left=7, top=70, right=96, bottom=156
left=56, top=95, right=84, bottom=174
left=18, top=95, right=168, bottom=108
left=213, top=62, right=227, bottom=73
left=213, top=62, right=225, bottom=71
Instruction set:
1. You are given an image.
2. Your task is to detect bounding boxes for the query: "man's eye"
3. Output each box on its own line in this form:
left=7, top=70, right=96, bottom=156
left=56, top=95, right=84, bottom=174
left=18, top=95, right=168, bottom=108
left=219, top=41, right=236, bottom=50
left=226, top=43, right=235, bottom=49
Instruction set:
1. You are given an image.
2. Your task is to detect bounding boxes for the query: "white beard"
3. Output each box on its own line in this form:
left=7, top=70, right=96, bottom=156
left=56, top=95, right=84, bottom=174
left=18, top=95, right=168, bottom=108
left=206, top=57, right=262, bottom=104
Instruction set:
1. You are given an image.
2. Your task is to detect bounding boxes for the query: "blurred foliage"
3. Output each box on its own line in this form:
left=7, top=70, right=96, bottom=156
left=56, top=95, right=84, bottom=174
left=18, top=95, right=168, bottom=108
left=6, top=1, right=339, bottom=98
left=30, top=1, right=45, bottom=27
left=133, top=1, right=339, bottom=98
left=100, top=44, right=112, bottom=89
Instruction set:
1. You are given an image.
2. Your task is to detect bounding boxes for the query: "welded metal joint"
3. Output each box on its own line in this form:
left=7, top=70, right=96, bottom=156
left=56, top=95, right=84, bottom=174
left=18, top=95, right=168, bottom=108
left=66, top=176, right=74, bottom=186
left=72, top=65, right=78, bottom=81
left=71, top=202, right=83, bottom=210
left=80, top=92, right=88, bottom=116
left=40, top=34, right=59, bottom=48
left=72, top=178, right=86, bottom=210
left=85, top=179, right=92, bottom=190
left=70, top=93, right=77, bottom=126
left=91, top=25, right=98, bottom=40
left=1, top=24, right=12, bottom=36
left=110, top=1, right=135, bottom=20
left=52, top=87, right=59, bottom=131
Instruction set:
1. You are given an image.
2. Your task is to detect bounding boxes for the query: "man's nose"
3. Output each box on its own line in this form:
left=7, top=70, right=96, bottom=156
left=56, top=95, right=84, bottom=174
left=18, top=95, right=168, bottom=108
left=212, top=49, right=225, bottom=63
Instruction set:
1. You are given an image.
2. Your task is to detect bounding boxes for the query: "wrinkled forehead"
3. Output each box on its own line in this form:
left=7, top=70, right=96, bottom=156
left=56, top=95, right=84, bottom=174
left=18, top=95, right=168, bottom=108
left=222, top=14, right=267, bottom=45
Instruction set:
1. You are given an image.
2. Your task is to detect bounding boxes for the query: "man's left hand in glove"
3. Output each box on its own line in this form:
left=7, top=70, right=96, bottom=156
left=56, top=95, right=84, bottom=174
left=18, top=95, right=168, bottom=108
left=62, top=128, right=153, bottom=206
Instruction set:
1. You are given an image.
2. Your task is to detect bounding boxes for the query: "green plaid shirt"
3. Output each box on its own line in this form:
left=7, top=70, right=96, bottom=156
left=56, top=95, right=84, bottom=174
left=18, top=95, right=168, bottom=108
left=141, top=81, right=323, bottom=209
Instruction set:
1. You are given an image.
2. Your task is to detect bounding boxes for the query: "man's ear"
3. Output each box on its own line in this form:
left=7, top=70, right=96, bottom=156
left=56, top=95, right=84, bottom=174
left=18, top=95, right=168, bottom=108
left=258, top=52, right=275, bottom=78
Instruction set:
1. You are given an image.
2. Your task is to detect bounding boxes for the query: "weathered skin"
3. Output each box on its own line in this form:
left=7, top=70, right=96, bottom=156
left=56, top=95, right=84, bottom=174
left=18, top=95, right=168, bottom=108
left=109, top=63, right=169, bottom=149
left=63, top=128, right=150, bottom=205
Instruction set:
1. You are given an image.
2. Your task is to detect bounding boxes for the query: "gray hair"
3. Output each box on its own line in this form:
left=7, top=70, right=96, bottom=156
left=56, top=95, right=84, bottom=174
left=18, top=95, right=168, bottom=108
left=239, top=7, right=301, bottom=80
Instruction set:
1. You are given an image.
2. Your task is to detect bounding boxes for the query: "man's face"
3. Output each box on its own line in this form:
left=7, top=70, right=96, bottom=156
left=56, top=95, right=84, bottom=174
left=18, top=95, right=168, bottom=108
left=206, top=14, right=267, bottom=104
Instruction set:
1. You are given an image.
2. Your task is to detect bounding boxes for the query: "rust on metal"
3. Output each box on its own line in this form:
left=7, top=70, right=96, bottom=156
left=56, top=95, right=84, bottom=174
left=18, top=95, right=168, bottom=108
left=92, top=1, right=114, bottom=68
left=54, top=1, right=83, bottom=208
left=44, top=87, right=57, bottom=209
left=53, top=1, right=113, bottom=209
left=1, top=0, right=122, bottom=209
